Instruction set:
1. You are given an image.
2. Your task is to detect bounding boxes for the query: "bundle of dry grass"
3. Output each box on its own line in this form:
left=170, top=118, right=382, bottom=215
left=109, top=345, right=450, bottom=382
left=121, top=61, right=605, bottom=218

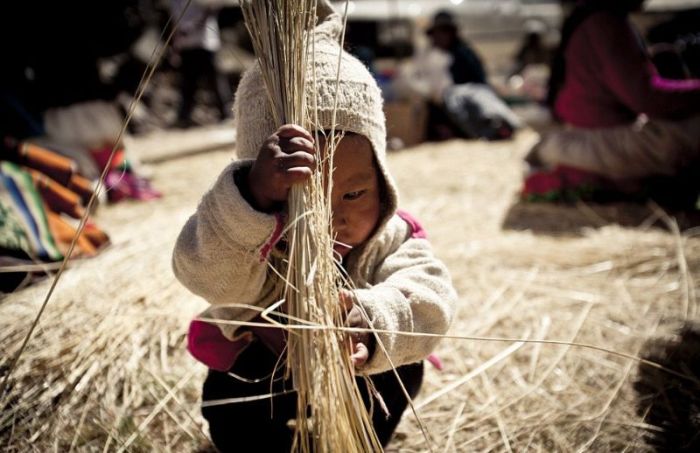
left=240, top=0, right=381, bottom=451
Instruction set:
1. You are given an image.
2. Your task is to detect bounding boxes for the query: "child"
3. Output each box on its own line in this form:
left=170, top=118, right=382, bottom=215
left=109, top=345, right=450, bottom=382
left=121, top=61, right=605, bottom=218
left=172, top=7, right=456, bottom=451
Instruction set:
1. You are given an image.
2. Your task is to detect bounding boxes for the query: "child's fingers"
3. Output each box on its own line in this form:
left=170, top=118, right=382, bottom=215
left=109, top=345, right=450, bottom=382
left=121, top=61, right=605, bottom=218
left=339, top=290, right=354, bottom=312
left=275, top=150, right=316, bottom=172
left=350, top=329, right=369, bottom=349
left=281, top=166, right=314, bottom=185
left=279, top=136, right=315, bottom=155
left=276, top=124, right=314, bottom=143
left=351, top=342, right=369, bottom=368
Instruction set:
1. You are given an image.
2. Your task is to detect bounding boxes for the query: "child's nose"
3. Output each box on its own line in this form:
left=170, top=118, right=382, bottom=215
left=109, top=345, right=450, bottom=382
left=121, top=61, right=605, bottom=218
left=332, top=208, right=347, bottom=232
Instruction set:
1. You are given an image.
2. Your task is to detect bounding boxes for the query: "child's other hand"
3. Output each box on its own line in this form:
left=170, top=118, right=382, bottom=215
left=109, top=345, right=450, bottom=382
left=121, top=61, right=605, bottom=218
left=247, top=124, right=316, bottom=212
left=340, top=290, right=372, bottom=368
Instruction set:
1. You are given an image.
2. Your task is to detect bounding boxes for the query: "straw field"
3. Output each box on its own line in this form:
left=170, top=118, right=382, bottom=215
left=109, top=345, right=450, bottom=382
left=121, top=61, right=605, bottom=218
left=2, top=128, right=699, bottom=451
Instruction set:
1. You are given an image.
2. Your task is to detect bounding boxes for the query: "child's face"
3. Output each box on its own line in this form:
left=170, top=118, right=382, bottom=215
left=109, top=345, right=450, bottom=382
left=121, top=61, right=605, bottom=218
left=327, top=134, right=382, bottom=259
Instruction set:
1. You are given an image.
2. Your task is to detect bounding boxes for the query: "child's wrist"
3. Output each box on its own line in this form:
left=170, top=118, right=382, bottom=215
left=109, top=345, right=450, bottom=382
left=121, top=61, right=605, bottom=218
left=234, top=166, right=277, bottom=213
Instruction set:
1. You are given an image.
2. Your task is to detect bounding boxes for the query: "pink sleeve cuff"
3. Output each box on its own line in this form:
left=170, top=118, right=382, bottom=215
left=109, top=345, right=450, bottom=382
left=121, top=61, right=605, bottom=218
left=259, top=212, right=286, bottom=262
left=426, top=353, right=443, bottom=370
left=187, top=320, right=253, bottom=371
left=396, top=209, right=428, bottom=239
left=187, top=317, right=287, bottom=371
left=651, top=74, right=700, bottom=92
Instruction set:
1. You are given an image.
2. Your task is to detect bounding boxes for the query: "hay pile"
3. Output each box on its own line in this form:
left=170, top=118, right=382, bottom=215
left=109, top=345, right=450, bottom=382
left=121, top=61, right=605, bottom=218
left=0, top=150, right=222, bottom=452
left=388, top=135, right=700, bottom=452
left=1, top=130, right=699, bottom=451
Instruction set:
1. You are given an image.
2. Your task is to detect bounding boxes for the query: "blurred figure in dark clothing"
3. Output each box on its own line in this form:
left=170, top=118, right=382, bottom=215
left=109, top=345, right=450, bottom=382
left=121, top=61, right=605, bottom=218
left=169, top=0, right=231, bottom=128
left=510, top=29, right=550, bottom=78
left=421, top=10, right=518, bottom=141
left=424, top=10, right=486, bottom=141
left=426, top=11, right=486, bottom=85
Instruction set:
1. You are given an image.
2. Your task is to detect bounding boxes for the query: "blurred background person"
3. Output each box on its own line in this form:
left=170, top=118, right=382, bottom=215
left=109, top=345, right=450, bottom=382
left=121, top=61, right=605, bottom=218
left=524, top=0, right=700, bottom=208
left=426, top=10, right=486, bottom=86
left=0, top=0, right=161, bottom=203
left=169, top=0, right=231, bottom=128
left=107, top=1, right=171, bottom=134
left=509, top=24, right=551, bottom=80
left=406, top=10, right=518, bottom=142
left=423, top=10, right=486, bottom=141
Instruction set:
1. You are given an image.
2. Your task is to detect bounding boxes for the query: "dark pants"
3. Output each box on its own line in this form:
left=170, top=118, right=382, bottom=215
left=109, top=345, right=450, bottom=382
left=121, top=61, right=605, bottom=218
left=426, top=101, right=459, bottom=142
left=177, top=48, right=230, bottom=122
left=202, top=340, right=424, bottom=452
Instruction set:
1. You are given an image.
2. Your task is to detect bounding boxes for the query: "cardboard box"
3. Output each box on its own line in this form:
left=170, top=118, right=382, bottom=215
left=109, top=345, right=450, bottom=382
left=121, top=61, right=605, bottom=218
left=383, top=100, right=427, bottom=149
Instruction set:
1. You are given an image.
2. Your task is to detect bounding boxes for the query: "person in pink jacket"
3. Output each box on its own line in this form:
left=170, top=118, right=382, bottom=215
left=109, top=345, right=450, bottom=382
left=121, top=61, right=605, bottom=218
left=524, top=0, right=700, bottom=206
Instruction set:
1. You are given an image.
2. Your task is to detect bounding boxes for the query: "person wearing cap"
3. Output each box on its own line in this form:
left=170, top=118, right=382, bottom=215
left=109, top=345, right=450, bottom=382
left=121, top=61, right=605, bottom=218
left=427, top=10, right=487, bottom=86
left=172, top=4, right=456, bottom=450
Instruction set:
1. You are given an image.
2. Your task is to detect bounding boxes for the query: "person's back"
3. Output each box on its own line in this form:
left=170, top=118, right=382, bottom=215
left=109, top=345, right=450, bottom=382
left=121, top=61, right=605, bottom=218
left=449, top=40, right=487, bottom=85
left=554, top=11, right=639, bottom=128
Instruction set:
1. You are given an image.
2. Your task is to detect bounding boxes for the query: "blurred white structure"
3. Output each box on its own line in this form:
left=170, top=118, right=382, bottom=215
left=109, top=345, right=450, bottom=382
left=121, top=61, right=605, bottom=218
left=332, top=0, right=562, bottom=40
left=645, top=0, right=700, bottom=11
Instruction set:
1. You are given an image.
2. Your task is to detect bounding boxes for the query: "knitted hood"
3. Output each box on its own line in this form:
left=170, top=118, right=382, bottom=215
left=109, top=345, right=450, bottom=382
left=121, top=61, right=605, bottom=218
left=232, top=1, right=398, bottom=260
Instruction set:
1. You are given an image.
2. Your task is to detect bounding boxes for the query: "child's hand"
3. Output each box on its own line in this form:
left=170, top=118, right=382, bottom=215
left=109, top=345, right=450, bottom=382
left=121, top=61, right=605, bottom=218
left=247, top=124, right=316, bottom=212
left=340, top=290, right=373, bottom=368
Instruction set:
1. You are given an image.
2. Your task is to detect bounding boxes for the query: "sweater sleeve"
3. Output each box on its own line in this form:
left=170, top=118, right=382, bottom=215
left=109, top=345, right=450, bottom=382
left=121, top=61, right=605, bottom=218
left=352, top=224, right=456, bottom=375
left=586, top=12, right=700, bottom=119
left=172, top=160, right=284, bottom=332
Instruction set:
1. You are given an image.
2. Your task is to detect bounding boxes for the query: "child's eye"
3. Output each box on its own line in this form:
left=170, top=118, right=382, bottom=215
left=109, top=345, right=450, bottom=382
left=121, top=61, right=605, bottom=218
left=343, top=190, right=366, bottom=201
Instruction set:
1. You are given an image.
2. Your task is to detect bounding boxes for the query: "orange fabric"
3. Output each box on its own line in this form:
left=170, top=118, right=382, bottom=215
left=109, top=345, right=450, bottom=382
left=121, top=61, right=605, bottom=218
left=82, top=222, right=110, bottom=250
left=68, top=173, right=94, bottom=204
left=19, top=142, right=76, bottom=186
left=46, top=210, right=96, bottom=257
left=26, top=168, right=84, bottom=219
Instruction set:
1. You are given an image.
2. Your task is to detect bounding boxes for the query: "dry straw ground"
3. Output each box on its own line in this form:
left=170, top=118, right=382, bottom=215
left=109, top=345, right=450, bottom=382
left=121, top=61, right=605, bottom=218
left=2, top=128, right=699, bottom=452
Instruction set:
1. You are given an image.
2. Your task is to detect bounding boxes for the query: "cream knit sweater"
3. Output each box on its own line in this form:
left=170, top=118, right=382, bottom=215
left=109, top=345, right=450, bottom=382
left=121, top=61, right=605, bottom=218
left=173, top=1, right=455, bottom=375
left=172, top=160, right=456, bottom=375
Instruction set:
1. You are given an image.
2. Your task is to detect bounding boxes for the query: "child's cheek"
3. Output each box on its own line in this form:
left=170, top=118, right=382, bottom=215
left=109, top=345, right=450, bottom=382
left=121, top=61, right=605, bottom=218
left=356, top=201, right=382, bottom=242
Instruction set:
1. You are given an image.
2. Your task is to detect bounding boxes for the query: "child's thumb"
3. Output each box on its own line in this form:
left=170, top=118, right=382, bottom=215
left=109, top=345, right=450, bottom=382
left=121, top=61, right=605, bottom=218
left=339, top=289, right=354, bottom=311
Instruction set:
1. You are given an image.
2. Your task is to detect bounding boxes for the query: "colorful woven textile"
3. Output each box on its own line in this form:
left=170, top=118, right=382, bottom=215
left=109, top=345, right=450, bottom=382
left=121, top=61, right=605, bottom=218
left=0, top=188, right=33, bottom=256
left=0, top=162, right=62, bottom=260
